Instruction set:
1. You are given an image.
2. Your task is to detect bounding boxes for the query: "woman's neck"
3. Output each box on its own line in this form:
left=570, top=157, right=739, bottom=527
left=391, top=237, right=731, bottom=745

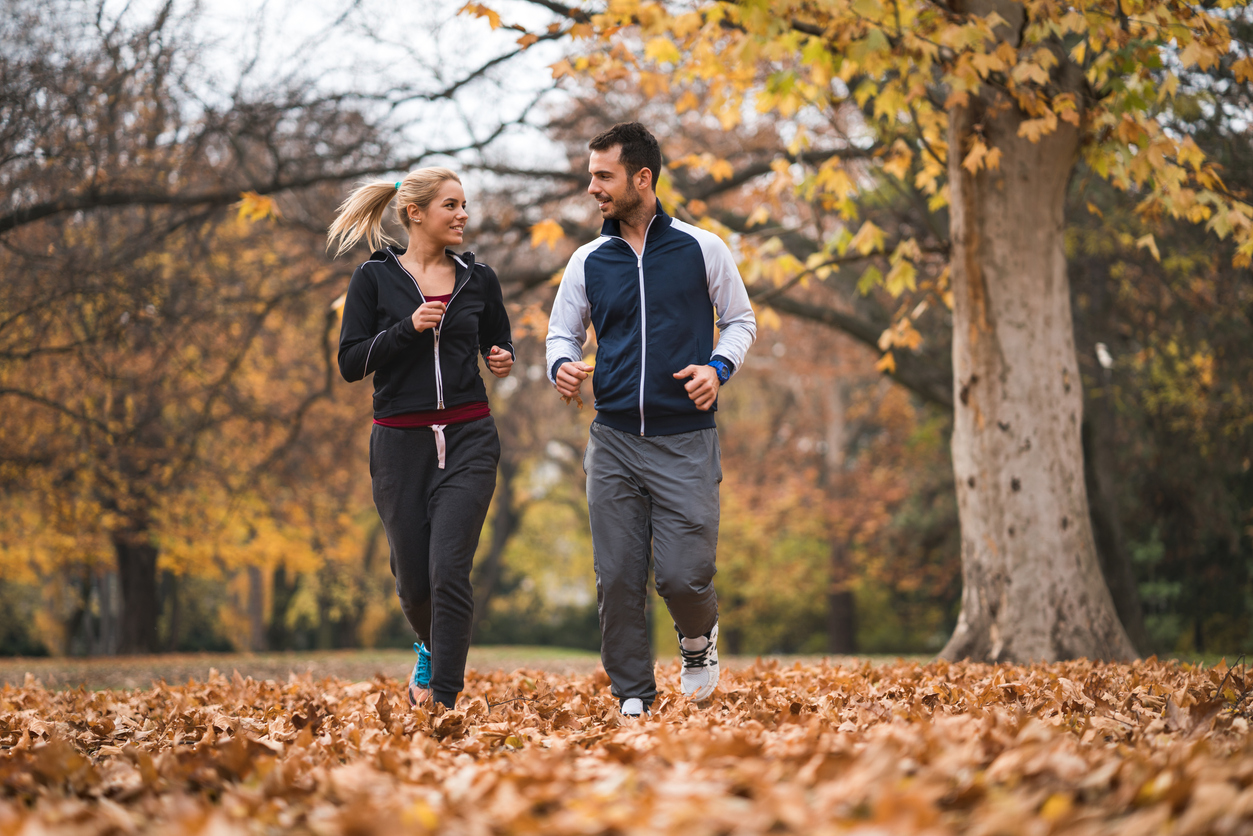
left=401, top=236, right=449, bottom=273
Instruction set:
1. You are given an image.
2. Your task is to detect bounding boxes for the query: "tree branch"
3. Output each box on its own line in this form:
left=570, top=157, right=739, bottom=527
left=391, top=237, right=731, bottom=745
left=761, top=294, right=954, bottom=409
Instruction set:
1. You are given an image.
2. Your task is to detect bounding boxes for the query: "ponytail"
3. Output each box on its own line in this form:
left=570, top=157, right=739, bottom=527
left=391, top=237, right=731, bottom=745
left=326, top=167, right=462, bottom=259
left=326, top=181, right=400, bottom=259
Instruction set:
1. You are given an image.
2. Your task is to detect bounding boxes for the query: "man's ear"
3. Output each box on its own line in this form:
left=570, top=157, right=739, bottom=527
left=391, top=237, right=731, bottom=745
left=636, top=166, right=654, bottom=192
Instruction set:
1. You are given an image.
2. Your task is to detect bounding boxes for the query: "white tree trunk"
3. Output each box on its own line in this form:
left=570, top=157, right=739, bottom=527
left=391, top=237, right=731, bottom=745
left=940, top=85, right=1136, bottom=662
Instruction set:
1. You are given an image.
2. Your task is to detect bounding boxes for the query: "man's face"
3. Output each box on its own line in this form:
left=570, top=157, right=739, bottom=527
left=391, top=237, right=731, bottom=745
left=588, top=146, right=643, bottom=221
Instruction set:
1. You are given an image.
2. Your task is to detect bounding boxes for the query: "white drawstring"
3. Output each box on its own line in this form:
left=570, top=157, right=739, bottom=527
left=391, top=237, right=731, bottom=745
left=432, top=424, right=447, bottom=469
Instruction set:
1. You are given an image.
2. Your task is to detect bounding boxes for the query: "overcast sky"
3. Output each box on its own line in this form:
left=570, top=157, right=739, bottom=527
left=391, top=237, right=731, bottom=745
left=108, top=0, right=573, bottom=170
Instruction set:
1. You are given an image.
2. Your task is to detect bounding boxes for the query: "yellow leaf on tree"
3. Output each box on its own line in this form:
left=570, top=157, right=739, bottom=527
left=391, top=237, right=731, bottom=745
left=459, top=2, right=502, bottom=29
left=644, top=36, right=682, bottom=66
left=885, top=258, right=917, bottom=297
left=876, top=351, right=896, bottom=374
left=1018, top=116, right=1053, bottom=142
left=882, top=142, right=913, bottom=180
left=962, top=139, right=988, bottom=174
left=708, top=159, right=735, bottom=182
left=849, top=220, right=885, bottom=256
left=1136, top=233, right=1161, bottom=261
left=1177, top=137, right=1205, bottom=171
left=236, top=192, right=279, bottom=223
left=530, top=219, right=565, bottom=250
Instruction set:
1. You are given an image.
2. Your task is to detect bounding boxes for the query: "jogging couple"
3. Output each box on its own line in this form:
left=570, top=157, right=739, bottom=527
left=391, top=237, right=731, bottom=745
left=330, top=122, right=757, bottom=718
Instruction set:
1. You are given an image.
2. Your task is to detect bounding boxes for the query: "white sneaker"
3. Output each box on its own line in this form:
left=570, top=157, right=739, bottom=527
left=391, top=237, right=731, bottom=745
left=619, top=698, right=650, bottom=718
left=679, top=621, right=720, bottom=701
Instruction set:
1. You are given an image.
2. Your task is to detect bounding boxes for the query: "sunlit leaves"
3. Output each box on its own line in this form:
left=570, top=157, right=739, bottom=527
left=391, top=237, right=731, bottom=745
left=529, top=219, right=565, bottom=250
left=235, top=192, right=279, bottom=223
left=961, top=138, right=1002, bottom=174
left=459, top=2, right=502, bottom=29
left=468, top=0, right=1253, bottom=271
left=1136, top=233, right=1161, bottom=262
left=643, top=35, right=681, bottom=65
left=847, top=220, right=886, bottom=257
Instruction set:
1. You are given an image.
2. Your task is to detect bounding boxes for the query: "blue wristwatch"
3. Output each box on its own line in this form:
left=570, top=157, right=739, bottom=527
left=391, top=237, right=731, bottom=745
left=707, top=359, right=731, bottom=384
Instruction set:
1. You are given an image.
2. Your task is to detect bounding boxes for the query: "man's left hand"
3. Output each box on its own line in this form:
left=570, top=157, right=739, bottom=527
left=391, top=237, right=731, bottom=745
left=673, top=364, right=720, bottom=411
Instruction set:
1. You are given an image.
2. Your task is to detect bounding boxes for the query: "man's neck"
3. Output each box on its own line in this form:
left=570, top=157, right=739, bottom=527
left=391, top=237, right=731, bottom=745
left=617, top=197, right=657, bottom=256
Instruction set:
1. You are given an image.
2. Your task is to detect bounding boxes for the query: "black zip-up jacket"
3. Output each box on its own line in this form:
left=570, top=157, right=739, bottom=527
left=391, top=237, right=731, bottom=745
left=337, top=247, right=514, bottom=417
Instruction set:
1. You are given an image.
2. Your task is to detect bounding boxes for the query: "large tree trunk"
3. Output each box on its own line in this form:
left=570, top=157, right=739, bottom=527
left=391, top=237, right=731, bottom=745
left=247, top=565, right=267, bottom=652
left=940, top=38, right=1136, bottom=661
left=113, top=527, right=160, bottom=654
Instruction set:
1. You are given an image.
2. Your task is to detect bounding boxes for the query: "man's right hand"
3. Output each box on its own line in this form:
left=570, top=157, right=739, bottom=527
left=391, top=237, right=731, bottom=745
left=555, top=361, right=593, bottom=399
left=411, top=301, right=446, bottom=333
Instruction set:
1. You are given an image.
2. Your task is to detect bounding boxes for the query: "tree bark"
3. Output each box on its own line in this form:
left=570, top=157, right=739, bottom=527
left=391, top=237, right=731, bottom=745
left=823, top=382, right=857, bottom=653
left=247, top=565, right=267, bottom=652
left=161, top=570, right=180, bottom=652
left=827, top=543, right=857, bottom=655
left=113, top=528, right=160, bottom=654
left=940, top=59, right=1136, bottom=661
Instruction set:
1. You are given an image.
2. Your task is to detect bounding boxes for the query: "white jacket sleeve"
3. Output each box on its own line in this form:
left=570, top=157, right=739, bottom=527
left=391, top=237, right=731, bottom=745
left=545, top=252, right=592, bottom=383
left=702, top=235, right=756, bottom=371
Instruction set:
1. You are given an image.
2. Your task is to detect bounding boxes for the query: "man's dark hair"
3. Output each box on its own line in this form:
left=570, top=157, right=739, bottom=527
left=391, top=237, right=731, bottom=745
left=589, top=122, right=662, bottom=188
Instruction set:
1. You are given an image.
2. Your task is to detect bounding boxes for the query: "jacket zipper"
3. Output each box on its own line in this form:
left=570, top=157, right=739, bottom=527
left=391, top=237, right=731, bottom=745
left=635, top=249, right=647, bottom=436
left=605, top=218, right=656, bottom=436
left=392, top=249, right=474, bottom=410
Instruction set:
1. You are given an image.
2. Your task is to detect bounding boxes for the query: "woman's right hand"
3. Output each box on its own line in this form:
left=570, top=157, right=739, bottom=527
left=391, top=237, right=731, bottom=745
left=411, top=301, right=446, bottom=333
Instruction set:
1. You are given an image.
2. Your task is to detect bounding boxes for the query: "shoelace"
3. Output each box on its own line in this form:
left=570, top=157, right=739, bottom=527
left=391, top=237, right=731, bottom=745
left=412, top=642, right=432, bottom=686
left=680, top=639, right=711, bottom=670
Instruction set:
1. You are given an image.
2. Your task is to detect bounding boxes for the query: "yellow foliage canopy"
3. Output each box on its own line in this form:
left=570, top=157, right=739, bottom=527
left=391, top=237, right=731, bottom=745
left=522, top=0, right=1253, bottom=274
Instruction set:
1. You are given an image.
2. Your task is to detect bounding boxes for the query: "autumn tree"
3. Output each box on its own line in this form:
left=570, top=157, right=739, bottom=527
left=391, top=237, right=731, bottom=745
left=0, top=0, right=563, bottom=653
left=468, top=0, right=1253, bottom=662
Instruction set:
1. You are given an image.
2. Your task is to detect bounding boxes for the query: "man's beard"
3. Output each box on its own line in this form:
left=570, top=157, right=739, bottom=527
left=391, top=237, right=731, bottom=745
left=604, top=180, right=643, bottom=221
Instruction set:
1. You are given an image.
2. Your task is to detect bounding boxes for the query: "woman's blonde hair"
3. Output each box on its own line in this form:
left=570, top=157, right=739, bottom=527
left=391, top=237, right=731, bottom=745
left=326, top=167, right=462, bottom=258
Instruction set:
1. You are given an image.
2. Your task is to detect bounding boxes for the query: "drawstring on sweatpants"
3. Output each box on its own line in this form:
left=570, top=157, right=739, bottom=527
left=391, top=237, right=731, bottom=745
left=432, top=424, right=447, bottom=469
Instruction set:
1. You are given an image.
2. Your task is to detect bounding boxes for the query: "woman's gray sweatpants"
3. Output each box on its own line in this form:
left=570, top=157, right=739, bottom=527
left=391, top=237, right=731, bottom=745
left=584, top=422, right=721, bottom=706
left=370, top=418, right=499, bottom=704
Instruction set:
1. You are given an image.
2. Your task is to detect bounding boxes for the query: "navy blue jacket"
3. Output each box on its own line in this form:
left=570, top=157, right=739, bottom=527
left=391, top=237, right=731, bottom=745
left=546, top=202, right=756, bottom=436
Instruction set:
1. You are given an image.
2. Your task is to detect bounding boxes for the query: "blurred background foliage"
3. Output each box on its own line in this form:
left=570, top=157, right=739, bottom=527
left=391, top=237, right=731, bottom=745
left=0, top=0, right=1249, bottom=659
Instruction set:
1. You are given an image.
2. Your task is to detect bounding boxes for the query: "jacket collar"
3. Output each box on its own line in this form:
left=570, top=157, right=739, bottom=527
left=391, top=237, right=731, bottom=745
left=380, top=246, right=476, bottom=298
left=600, top=198, right=672, bottom=243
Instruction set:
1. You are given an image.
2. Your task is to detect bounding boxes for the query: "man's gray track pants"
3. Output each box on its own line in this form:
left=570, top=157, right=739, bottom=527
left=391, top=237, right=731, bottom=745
left=370, top=417, right=499, bottom=704
left=584, top=421, right=721, bottom=706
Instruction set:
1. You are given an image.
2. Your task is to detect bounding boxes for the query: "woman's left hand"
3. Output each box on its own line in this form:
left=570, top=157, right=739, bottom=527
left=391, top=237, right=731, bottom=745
left=486, top=346, right=513, bottom=378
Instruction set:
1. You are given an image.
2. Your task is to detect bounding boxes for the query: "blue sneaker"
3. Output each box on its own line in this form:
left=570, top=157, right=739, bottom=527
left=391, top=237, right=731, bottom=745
left=408, top=642, right=432, bottom=707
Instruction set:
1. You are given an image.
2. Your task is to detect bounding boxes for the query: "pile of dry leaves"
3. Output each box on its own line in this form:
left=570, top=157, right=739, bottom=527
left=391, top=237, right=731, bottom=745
left=2, top=658, right=1251, bottom=834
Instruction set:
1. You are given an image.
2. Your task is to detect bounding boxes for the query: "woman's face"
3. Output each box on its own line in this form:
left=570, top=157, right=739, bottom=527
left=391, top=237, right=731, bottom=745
left=409, top=180, right=467, bottom=248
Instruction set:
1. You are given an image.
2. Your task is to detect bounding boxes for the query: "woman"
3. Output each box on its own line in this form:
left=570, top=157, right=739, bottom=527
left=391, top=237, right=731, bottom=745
left=328, top=168, right=513, bottom=709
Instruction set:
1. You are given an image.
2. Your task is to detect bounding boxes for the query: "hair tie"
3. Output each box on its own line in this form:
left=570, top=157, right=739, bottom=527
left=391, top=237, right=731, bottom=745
left=394, top=181, right=401, bottom=190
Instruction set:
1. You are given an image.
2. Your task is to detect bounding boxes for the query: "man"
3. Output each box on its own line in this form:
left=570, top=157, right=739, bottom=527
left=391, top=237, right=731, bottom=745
left=546, top=122, right=757, bottom=717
